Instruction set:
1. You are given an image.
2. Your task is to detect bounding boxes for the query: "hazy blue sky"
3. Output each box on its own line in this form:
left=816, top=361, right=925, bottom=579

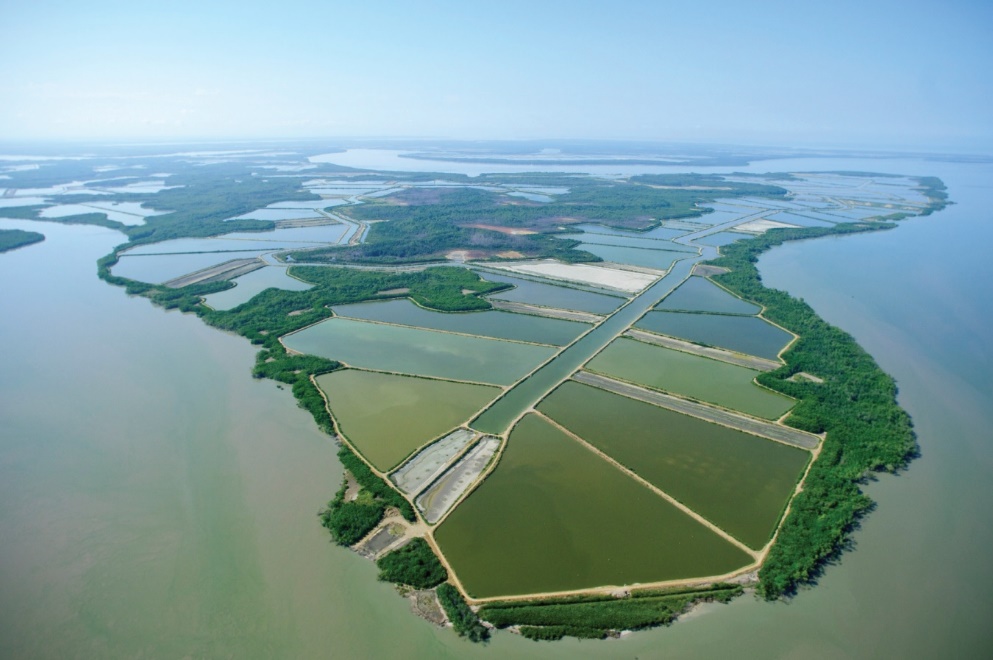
left=2, top=0, right=991, bottom=150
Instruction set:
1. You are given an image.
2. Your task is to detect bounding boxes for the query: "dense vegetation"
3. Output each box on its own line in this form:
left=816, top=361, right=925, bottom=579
left=0, top=228, right=45, bottom=253
left=436, top=583, right=489, bottom=642
left=705, top=216, right=946, bottom=598
left=376, top=538, right=448, bottom=588
left=478, top=584, right=743, bottom=640
left=320, top=480, right=385, bottom=546
left=296, top=175, right=787, bottom=264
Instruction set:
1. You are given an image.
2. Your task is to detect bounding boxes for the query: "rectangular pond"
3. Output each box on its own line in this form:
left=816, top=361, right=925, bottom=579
left=480, top=271, right=625, bottom=315
left=578, top=243, right=687, bottom=270
left=569, top=222, right=691, bottom=241
left=539, top=381, right=809, bottom=549
left=559, top=231, right=696, bottom=251
left=586, top=338, right=795, bottom=419
left=315, top=370, right=499, bottom=472
left=434, top=414, right=752, bottom=598
left=331, top=299, right=589, bottom=346
left=636, top=311, right=793, bottom=361
left=656, top=276, right=761, bottom=315
left=693, top=231, right=753, bottom=247
left=283, top=317, right=557, bottom=386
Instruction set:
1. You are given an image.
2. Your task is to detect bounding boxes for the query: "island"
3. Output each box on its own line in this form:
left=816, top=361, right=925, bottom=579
left=0, top=228, right=45, bottom=253
left=0, top=147, right=948, bottom=642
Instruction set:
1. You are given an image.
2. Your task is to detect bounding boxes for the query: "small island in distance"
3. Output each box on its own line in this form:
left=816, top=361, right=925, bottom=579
left=0, top=143, right=949, bottom=642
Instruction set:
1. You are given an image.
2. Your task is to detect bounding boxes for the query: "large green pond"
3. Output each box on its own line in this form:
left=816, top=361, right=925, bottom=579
left=282, top=317, right=556, bottom=386
left=481, top=270, right=625, bottom=314
left=586, top=338, right=795, bottom=419
left=570, top=222, right=691, bottom=241
left=559, top=231, right=696, bottom=252
left=539, top=381, right=809, bottom=549
left=637, top=311, right=792, bottom=360
left=331, top=298, right=589, bottom=346
left=578, top=243, right=688, bottom=270
left=656, top=276, right=761, bottom=315
left=315, top=369, right=499, bottom=471
left=435, top=414, right=752, bottom=598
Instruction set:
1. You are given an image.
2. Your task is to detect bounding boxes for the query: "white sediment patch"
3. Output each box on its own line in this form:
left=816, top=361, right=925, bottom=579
left=416, top=436, right=501, bottom=524
left=734, top=218, right=800, bottom=234
left=486, top=260, right=658, bottom=293
left=390, top=428, right=478, bottom=495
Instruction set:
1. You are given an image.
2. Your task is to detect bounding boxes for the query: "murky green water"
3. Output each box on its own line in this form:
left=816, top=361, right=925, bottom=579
left=282, top=316, right=556, bottom=386
left=332, top=298, right=589, bottom=346
left=539, top=381, right=809, bottom=549
left=587, top=337, right=795, bottom=419
left=579, top=242, right=688, bottom=269
left=482, top=270, right=626, bottom=313
left=315, top=369, right=499, bottom=471
left=637, top=310, right=793, bottom=360
left=656, top=275, right=761, bottom=315
left=434, top=414, right=751, bottom=598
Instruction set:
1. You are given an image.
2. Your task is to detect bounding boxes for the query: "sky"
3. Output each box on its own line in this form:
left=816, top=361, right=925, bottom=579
left=1, top=0, right=991, bottom=151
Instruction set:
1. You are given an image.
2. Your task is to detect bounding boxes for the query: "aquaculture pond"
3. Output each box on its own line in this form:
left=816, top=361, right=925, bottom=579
left=586, top=338, right=795, bottom=419
left=636, top=311, right=793, bottom=361
left=315, top=370, right=499, bottom=471
left=693, top=231, right=752, bottom=247
left=569, top=222, right=691, bottom=241
left=480, top=271, right=625, bottom=314
left=331, top=299, right=589, bottom=346
left=282, top=317, right=556, bottom=386
left=577, top=243, right=686, bottom=270
left=558, top=231, right=696, bottom=252
left=539, top=381, right=810, bottom=549
left=434, top=414, right=752, bottom=598
left=655, top=276, right=761, bottom=315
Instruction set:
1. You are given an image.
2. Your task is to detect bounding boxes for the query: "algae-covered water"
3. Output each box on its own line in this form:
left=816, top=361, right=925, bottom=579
left=587, top=337, right=795, bottom=419
left=434, top=414, right=752, bottom=597
left=539, top=381, right=809, bottom=549
left=315, top=369, right=499, bottom=471
left=282, top=316, right=556, bottom=385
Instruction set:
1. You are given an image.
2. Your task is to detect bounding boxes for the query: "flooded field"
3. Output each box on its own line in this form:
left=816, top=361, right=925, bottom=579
left=694, top=231, right=751, bottom=247
left=332, top=299, right=589, bottom=346
left=571, top=222, right=691, bottom=241
left=283, top=317, right=556, bottom=386
left=578, top=243, right=688, bottom=270
left=203, top=267, right=313, bottom=311
left=636, top=311, right=793, bottom=361
left=539, top=381, right=809, bottom=549
left=435, top=414, right=752, bottom=598
left=559, top=231, right=696, bottom=251
left=315, top=370, right=498, bottom=471
left=586, top=338, right=795, bottom=419
left=656, top=276, right=761, bottom=315
left=481, top=271, right=626, bottom=314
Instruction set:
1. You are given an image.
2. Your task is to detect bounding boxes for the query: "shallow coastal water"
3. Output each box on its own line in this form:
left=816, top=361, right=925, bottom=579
left=1, top=155, right=991, bottom=658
